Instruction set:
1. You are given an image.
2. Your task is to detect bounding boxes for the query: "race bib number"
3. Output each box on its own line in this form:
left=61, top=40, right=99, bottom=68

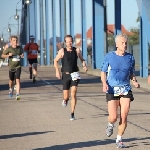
left=70, top=72, right=81, bottom=81
left=113, top=86, right=128, bottom=96
left=32, top=50, right=38, bottom=55
left=12, top=55, right=20, bottom=62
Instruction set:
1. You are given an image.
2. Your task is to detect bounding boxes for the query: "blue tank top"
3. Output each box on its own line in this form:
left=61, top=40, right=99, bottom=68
left=101, top=51, right=135, bottom=93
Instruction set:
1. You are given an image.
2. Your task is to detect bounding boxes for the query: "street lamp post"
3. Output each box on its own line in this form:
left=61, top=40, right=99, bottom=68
left=14, top=0, right=21, bottom=43
left=1, top=27, right=9, bottom=52
left=7, top=24, right=18, bottom=37
left=7, top=27, right=11, bottom=37
left=1, top=27, right=8, bottom=41
left=14, top=0, right=32, bottom=45
left=25, top=0, right=32, bottom=5
left=7, top=15, right=18, bottom=38
left=7, top=15, right=15, bottom=37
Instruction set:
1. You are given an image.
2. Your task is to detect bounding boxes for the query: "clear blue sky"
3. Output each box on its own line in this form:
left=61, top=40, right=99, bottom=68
left=108, top=0, right=139, bottom=29
left=72, top=0, right=139, bottom=34
left=0, top=0, right=139, bottom=41
left=0, top=0, right=22, bottom=41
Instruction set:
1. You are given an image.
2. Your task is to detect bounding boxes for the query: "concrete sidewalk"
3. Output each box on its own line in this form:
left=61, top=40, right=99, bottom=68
left=0, top=66, right=150, bottom=150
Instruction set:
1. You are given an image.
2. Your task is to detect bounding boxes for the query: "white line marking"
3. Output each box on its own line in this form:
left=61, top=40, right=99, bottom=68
left=41, top=79, right=51, bottom=85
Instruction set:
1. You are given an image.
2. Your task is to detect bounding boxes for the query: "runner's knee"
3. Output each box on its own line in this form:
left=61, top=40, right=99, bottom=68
left=109, top=115, right=118, bottom=122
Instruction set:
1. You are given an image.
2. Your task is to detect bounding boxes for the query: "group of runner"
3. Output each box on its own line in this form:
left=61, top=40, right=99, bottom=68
left=2, top=33, right=143, bottom=148
left=1, top=35, right=39, bottom=100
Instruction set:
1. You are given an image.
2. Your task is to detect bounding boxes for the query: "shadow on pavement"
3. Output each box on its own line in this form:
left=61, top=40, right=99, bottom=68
left=0, top=77, right=101, bottom=91
left=0, top=131, right=54, bottom=139
left=33, top=137, right=150, bottom=150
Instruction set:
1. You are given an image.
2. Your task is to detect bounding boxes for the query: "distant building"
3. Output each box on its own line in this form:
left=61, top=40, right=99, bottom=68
left=74, top=24, right=133, bottom=48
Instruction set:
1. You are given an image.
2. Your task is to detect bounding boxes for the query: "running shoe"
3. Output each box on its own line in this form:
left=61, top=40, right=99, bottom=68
left=116, top=140, right=125, bottom=148
left=106, top=124, right=114, bottom=137
left=62, top=100, right=68, bottom=107
left=9, top=88, right=13, bottom=98
left=33, top=76, right=36, bottom=83
left=70, top=113, right=75, bottom=121
left=16, top=94, right=20, bottom=100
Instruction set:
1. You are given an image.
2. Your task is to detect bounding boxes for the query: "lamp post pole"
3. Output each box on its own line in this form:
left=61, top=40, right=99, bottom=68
left=7, top=24, right=18, bottom=37
left=15, top=10, right=19, bottom=41
left=1, top=27, right=8, bottom=41
left=7, top=26, right=11, bottom=37
left=15, top=0, right=32, bottom=45
left=7, top=15, right=15, bottom=37
left=15, top=0, right=22, bottom=43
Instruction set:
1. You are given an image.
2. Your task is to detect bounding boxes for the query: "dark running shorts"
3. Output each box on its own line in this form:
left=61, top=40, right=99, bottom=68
left=9, top=67, right=21, bottom=81
left=28, top=58, right=38, bottom=65
left=62, top=73, right=80, bottom=90
left=106, top=90, right=134, bottom=102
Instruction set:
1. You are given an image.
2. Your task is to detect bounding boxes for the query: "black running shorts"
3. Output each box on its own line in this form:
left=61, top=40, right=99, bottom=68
left=28, top=58, right=38, bottom=65
left=9, top=67, right=21, bottom=81
left=62, top=73, right=80, bottom=90
left=106, top=90, right=134, bottom=102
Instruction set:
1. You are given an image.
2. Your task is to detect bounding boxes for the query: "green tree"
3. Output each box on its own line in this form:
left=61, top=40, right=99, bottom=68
left=128, top=28, right=139, bottom=45
left=107, top=33, right=115, bottom=46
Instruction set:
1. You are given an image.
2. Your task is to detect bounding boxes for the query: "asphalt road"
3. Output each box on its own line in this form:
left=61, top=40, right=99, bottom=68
left=0, top=66, right=150, bottom=150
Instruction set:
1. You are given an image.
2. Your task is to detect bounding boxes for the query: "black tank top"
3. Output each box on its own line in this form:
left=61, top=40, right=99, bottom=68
left=61, top=47, right=79, bottom=73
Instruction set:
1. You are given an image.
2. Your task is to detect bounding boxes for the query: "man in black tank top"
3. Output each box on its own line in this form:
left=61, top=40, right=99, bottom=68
left=54, top=35, right=88, bottom=120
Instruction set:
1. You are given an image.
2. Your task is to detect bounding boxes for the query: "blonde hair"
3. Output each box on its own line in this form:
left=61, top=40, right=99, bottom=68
left=115, top=33, right=128, bottom=43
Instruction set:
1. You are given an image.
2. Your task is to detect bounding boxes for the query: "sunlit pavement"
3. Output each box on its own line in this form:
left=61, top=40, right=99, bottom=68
left=0, top=66, right=150, bottom=150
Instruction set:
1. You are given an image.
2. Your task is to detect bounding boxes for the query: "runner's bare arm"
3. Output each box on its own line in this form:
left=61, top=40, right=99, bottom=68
left=130, top=74, right=137, bottom=82
left=3, top=44, right=9, bottom=51
left=54, top=48, right=64, bottom=79
left=101, top=71, right=109, bottom=92
left=148, top=75, right=150, bottom=84
left=101, top=71, right=107, bottom=84
left=20, top=51, right=24, bottom=58
left=1, top=53, right=12, bottom=58
left=76, top=48, right=87, bottom=71
left=130, top=74, right=140, bottom=88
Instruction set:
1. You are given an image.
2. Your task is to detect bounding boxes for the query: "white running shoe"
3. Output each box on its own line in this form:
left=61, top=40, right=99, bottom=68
left=62, top=100, right=68, bottom=107
left=16, top=94, right=20, bottom=100
left=116, top=140, right=125, bottom=148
